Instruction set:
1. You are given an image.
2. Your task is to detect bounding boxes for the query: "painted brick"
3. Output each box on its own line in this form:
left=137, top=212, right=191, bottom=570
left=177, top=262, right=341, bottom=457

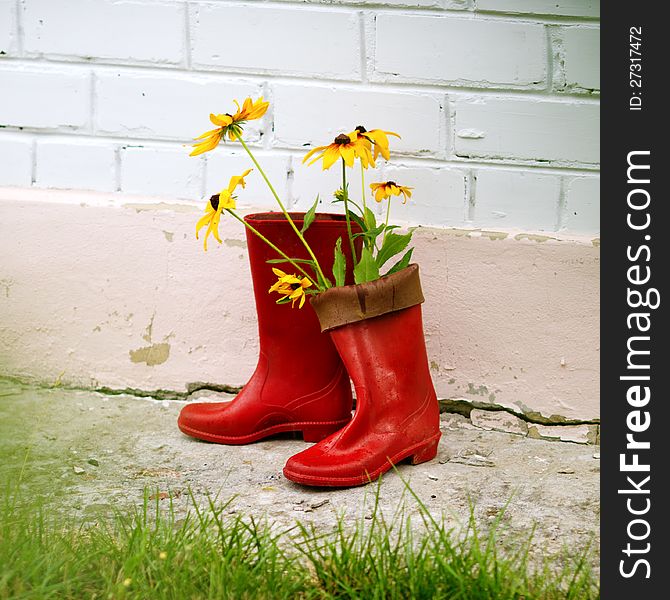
left=382, top=165, right=467, bottom=226
left=22, top=0, right=184, bottom=64
left=0, top=134, right=33, bottom=187
left=0, top=65, right=90, bottom=130
left=476, top=0, right=600, bottom=18
left=95, top=71, right=261, bottom=141
left=206, top=151, right=290, bottom=210
left=454, top=97, right=599, bottom=165
left=272, top=84, right=444, bottom=157
left=558, top=27, right=600, bottom=91
left=375, top=14, right=546, bottom=88
left=120, top=146, right=204, bottom=199
left=473, top=170, right=560, bottom=231
left=35, top=139, right=116, bottom=192
left=0, top=0, right=16, bottom=55
left=291, top=156, right=384, bottom=213
left=562, top=176, right=599, bottom=233
left=192, top=4, right=360, bottom=80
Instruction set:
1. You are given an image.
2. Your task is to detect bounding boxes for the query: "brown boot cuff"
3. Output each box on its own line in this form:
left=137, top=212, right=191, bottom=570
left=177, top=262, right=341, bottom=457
left=310, top=264, right=425, bottom=332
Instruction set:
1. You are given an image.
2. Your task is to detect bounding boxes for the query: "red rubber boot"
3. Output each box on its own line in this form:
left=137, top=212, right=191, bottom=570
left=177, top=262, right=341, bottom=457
left=283, top=265, right=441, bottom=486
left=178, top=213, right=355, bottom=445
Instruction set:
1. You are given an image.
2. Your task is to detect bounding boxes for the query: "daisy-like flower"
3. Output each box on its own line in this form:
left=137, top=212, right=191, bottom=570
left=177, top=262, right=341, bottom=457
left=351, top=126, right=401, bottom=161
left=190, top=97, right=269, bottom=156
left=268, top=268, right=313, bottom=308
left=196, top=169, right=252, bottom=250
left=302, top=132, right=374, bottom=170
left=370, top=181, right=413, bottom=204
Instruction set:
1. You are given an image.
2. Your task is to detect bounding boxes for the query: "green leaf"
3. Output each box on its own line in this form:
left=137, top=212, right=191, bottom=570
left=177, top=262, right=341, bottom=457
left=364, top=207, right=377, bottom=231
left=300, top=195, right=320, bottom=234
left=332, top=237, right=346, bottom=287
left=354, top=247, right=380, bottom=284
left=266, top=258, right=315, bottom=265
left=347, top=210, right=366, bottom=233
left=352, top=224, right=385, bottom=240
left=384, top=248, right=414, bottom=276
left=275, top=297, right=292, bottom=305
left=375, top=229, right=415, bottom=268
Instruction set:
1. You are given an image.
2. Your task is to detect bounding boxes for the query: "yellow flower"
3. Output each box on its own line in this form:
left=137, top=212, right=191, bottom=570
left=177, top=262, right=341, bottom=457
left=190, top=97, right=269, bottom=156
left=302, top=132, right=374, bottom=170
left=351, top=126, right=401, bottom=161
left=196, top=169, right=252, bottom=250
left=268, top=268, right=312, bottom=309
left=370, top=181, right=413, bottom=204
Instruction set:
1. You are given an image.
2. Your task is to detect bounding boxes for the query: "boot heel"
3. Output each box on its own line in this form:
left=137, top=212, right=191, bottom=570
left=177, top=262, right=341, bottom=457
left=411, top=438, right=439, bottom=465
left=302, top=423, right=342, bottom=443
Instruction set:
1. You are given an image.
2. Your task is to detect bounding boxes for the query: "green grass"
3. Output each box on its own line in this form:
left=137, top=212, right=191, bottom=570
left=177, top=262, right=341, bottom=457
left=0, top=476, right=598, bottom=600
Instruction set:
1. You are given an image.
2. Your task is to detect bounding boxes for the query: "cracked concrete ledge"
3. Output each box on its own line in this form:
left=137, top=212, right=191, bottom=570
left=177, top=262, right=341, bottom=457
left=1, top=375, right=600, bottom=445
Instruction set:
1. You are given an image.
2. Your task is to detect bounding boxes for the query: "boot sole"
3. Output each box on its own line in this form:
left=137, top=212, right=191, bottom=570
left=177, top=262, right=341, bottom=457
left=177, top=419, right=350, bottom=445
left=283, top=432, right=442, bottom=487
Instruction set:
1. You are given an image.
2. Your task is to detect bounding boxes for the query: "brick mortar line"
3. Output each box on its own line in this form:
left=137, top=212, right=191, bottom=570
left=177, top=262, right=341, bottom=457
left=0, top=128, right=601, bottom=175
left=0, top=130, right=601, bottom=176
left=197, top=0, right=600, bottom=25
left=0, top=56, right=601, bottom=102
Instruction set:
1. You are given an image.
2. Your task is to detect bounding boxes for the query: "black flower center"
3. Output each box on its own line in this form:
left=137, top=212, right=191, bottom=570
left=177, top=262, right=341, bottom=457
left=355, top=125, right=367, bottom=133
left=334, top=134, right=351, bottom=145
left=209, top=194, right=220, bottom=210
left=290, top=282, right=302, bottom=290
left=386, top=181, right=397, bottom=187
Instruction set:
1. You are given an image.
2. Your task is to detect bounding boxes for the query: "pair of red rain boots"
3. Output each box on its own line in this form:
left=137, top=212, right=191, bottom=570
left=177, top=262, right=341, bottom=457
left=177, top=213, right=441, bottom=487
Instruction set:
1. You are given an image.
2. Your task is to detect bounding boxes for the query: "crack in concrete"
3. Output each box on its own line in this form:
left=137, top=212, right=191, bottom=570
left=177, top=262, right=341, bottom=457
left=1, top=376, right=598, bottom=428
left=438, top=398, right=599, bottom=426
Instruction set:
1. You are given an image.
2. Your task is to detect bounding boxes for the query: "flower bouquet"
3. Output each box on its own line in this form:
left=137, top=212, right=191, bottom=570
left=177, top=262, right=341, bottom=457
left=178, top=97, right=441, bottom=487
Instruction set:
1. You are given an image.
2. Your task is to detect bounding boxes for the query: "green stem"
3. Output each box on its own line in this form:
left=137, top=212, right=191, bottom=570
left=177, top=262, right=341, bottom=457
left=382, top=197, right=392, bottom=246
left=226, top=209, right=318, bottom=288
left=233, top=132, right=328, bottom=286
left=341, top=160, right=358, bottom=265
left=360, top=162, right=367, bottom=215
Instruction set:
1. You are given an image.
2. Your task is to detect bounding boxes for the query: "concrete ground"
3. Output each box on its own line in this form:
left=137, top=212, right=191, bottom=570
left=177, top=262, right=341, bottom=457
left=0, top=378, right=599, bottom=567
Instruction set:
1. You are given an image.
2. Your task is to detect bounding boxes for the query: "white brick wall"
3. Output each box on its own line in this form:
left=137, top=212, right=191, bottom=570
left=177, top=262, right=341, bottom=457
left=191, top=4, right=360, bottom=79
left=0, top=135, right=32, bottom=186
left=0, top=64, right=90, bottom=129
left=0, top=0, right=600, bottom=235
left=374, top=14, right=546, bottom=88
left=36, top=138, right=116, bottom=192
left=556, top=27, right=600, bottom=92
left=0, top=0, right=16, bottom=55
left=22, top=0, right=185, bottom=64
left=563, top=176, right=600, bottom=233
left=454, top=97, right=599, bottom=165
left=473, top=170, right=560, bottom=231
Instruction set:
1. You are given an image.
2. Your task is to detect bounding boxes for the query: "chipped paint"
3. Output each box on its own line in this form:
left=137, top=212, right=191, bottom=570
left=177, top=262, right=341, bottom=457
left=142, top=315, right=155, bottom=343
left=124, top=203, right=199, bottom=214
left=466, top=383, right=489, bottom=397
left=456, top=128, right=486, bottom=139
left=224, top=238, right=247, bottom=249
left=0, top=278, right=14, bottom=298
left=162, top=231, right=174, bottom=242
left=513, top=233, right=558, bottom=243
left=129, top=343, right=171, bottom=366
